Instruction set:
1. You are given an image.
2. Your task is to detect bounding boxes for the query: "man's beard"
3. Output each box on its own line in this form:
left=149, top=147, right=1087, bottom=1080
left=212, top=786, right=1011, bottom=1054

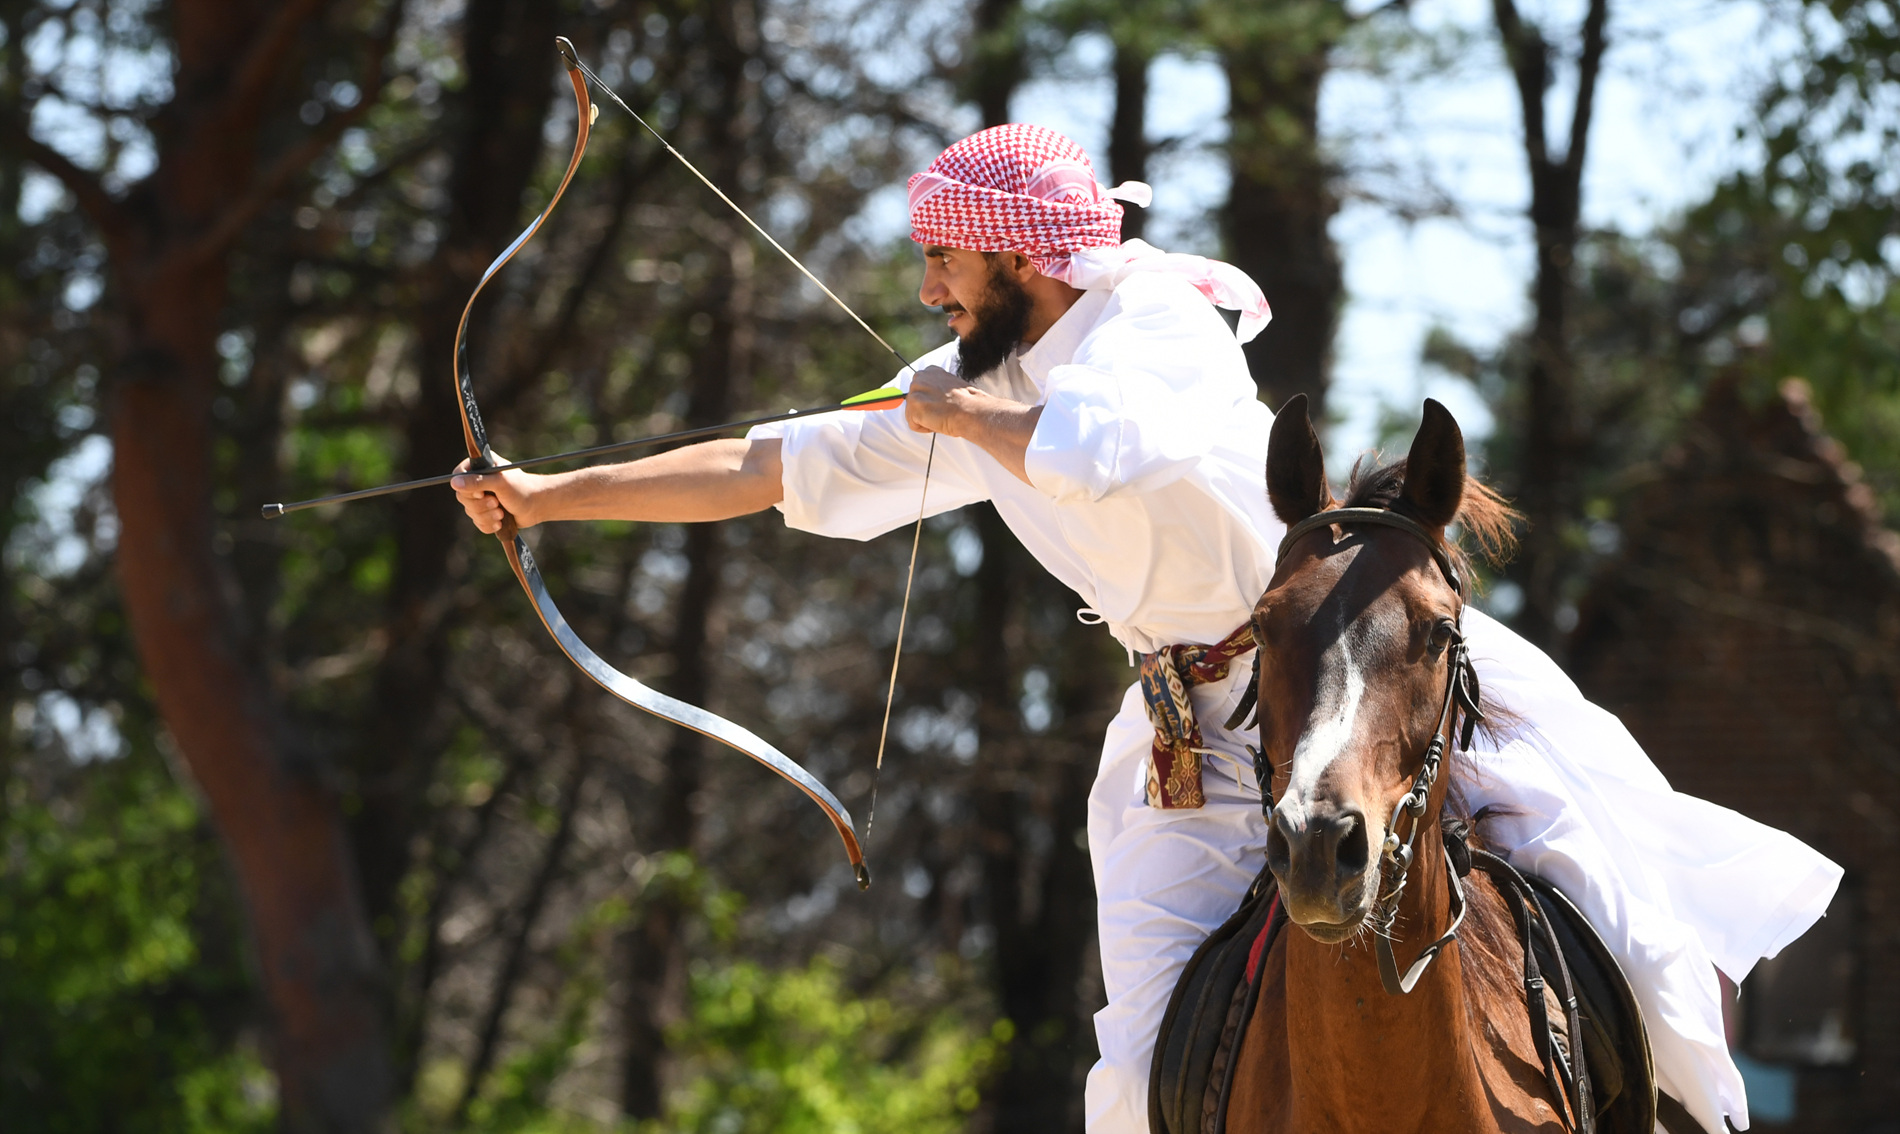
left=953, top=261, right=1034, bottom=380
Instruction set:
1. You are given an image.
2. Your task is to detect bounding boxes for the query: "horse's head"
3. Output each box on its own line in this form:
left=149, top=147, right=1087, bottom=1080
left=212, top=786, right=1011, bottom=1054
left=1254, top=396, right=1499, bottom=943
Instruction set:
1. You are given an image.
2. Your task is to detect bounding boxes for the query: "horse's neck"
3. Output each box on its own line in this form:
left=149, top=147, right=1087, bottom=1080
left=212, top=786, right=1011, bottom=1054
left=1278, top=825, right=1487, bottom=1126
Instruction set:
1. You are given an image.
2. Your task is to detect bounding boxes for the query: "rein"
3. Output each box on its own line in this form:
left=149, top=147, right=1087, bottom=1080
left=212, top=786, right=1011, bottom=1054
left=1272, top=508, right=1485, bottom=996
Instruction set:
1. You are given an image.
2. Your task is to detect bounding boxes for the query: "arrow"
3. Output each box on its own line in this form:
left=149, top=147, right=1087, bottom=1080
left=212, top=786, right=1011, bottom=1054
left=259, top=387, right=906, bottom=519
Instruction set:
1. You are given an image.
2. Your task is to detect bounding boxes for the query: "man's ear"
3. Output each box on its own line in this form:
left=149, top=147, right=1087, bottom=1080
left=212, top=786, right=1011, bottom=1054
left=1266, top=394, right=1330, bottom=525
left=999, top=250, right=1038, bottom=283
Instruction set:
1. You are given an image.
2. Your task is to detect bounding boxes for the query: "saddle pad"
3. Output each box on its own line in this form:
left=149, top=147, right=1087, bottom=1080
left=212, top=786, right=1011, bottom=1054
left=1149, top=864, right=1283, bottom=1134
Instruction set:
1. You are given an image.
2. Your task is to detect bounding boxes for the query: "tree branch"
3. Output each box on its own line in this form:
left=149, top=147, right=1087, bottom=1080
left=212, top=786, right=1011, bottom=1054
left=1353, top=0, right=1415, bottom=20
left=0, top=117, right=132, bottom=250
left=1490, top=0, right=1549, bottom=167
left=181, top=0, right=406, bottom=268
left=1563, top=0, right=1610, bottom=178
left=227, top=0, right=334, bottom=127
left=488, top=143, right=671, bottom=418
left=396, top=684, right=540, bottom=1091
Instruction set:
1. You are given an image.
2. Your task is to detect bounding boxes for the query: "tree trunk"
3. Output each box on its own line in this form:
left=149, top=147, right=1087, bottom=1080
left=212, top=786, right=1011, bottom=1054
left=1109, top=40, right=1151, bottom=242
left=971, top=530, right=1107, bottom=1133
left=967, top=0, right=1026, bottom=126
left=357, top=0, right=562, bottom=957
left=102, top=3, right=394, bottom=1128
left=1220, top=5, right=1347, bottom=415
left=620, top=272, right=747, bottom=1116
left=1491, top=0, right=1609, bottom=650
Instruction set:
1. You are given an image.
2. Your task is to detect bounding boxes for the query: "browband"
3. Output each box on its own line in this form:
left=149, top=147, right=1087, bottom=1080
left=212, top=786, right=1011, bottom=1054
left=1276, top=507, right=1464, bottom=594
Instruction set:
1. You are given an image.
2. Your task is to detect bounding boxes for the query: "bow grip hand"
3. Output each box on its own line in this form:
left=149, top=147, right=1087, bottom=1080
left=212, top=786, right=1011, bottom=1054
left=451, top=455, right=540, bottom=535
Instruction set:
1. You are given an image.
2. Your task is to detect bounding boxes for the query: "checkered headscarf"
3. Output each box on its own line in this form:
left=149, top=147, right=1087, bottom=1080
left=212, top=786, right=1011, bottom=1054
left=907, top=124, right=1272, bottom=342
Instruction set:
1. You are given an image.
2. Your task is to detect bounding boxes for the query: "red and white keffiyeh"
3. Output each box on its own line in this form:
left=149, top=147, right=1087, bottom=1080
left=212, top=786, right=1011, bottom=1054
left=907, top=124, right=1272, bottom=342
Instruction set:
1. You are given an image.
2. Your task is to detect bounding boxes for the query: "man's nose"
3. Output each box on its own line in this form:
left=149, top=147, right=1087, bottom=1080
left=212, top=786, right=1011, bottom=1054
left=918, top=266, right=948, bottom=305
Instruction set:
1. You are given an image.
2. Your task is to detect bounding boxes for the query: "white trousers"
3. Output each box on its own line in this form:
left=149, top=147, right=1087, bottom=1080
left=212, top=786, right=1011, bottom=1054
left=1083, top=609, right=1842, bottom=1134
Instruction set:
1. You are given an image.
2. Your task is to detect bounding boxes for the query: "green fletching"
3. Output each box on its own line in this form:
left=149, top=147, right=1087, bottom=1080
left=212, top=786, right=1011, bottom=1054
left=840, top=386, right=905, bottom=409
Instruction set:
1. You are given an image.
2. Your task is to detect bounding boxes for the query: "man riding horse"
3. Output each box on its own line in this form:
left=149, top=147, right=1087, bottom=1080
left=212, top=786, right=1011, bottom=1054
left=451, top=124, right=1840, bottom=1133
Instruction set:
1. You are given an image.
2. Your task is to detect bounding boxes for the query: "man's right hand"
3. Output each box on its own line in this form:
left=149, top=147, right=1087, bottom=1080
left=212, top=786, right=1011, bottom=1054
left=451, top=458, right=541, bottom=534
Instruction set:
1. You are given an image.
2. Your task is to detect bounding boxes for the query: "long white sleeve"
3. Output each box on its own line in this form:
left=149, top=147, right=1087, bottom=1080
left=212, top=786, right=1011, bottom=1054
left=1026, top=275, right=1259, bottom=504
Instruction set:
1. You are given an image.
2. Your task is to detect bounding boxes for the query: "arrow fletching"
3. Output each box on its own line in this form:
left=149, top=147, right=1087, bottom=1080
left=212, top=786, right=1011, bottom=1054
left=840, top=386, right=906, bottom=411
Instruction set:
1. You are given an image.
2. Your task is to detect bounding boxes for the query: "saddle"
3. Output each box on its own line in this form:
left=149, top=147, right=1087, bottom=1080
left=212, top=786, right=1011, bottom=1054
left=1149, top=826, right=1714, bottom=1134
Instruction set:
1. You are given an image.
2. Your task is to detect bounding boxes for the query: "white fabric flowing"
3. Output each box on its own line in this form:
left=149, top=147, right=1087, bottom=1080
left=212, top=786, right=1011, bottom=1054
left=1046, top=238, right=1274, bottom=344
left=1457, top=609, right=1843, bottom=1134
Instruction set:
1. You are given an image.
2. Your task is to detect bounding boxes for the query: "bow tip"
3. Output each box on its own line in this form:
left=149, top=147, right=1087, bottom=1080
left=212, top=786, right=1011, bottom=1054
left=555, top=36, right=580, bottom=68
left=854, top=863, right=872, bottom=891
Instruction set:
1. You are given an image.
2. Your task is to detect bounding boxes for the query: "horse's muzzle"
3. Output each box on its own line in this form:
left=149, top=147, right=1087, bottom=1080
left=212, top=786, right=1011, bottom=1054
left=1266, top=801, right=1378, bottom=938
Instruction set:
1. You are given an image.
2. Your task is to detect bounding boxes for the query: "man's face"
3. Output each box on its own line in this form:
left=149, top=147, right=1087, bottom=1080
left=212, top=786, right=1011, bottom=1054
left=919, top=245, right=1033, bottom=379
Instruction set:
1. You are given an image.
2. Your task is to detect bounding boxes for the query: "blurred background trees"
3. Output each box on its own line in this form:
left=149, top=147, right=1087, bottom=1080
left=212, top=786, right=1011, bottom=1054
left=1, top=0, right=1895, bottom=1131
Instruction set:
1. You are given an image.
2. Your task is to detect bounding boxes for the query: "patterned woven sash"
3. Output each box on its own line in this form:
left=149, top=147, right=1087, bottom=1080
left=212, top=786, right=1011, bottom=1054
left=1138, top=622, right=1257, bottom=809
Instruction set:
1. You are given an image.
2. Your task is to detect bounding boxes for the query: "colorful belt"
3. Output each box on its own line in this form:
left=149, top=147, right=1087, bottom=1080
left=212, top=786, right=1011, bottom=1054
left=1138, top=621, right=1260, bottom=809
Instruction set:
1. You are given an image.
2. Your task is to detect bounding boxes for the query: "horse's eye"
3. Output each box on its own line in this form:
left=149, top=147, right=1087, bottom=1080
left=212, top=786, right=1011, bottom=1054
left=1428, top=621, right=1456, bottom=653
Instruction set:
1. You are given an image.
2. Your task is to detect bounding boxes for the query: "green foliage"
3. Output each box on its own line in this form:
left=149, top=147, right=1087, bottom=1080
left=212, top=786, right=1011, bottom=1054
left=0, top=751, right=271, bottom=1132
left=1668, top=0, right=1900, bottom=517
left=647, top=955, right=1008, bottom=1134
left=1448, top=0, right=1900, bottom=571
left=401, top=862, right=1002, bottom=1134
left=460, top=898, right=630, bottom=1134
left=1750, top=241, right=1900, bottom=513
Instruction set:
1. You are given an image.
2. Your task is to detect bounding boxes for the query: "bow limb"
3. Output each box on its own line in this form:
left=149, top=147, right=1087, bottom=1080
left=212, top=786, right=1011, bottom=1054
left=502, top=537, right=866, bottom=882
left=450, top=42, right=867, bottom=886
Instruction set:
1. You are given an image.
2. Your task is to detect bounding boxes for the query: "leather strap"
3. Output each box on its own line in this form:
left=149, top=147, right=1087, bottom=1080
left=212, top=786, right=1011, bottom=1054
left=1475, top=848, right=1598, bottom=1133
left=1277, top=507, right=1464, bottom=594
left=1374, top=843, right=1468, bottom=995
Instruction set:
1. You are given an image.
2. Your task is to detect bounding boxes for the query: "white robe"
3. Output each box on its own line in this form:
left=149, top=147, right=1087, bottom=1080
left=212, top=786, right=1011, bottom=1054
left=750, top=273, right=1842, bottom=1134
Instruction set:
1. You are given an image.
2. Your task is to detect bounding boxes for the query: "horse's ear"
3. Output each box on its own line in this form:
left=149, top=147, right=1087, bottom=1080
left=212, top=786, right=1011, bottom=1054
left=1399, top=399, right=1466, bottom=530
left=1267, top=393, right=1329, bottom=525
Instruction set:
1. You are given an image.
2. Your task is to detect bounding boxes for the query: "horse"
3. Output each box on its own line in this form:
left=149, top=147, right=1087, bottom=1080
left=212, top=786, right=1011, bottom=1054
left=1221, top=396, right=1599, bottom=1133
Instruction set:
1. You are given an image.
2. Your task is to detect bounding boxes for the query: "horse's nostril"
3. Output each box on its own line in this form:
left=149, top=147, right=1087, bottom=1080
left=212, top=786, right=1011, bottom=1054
left=1266, top=813, right=1293, bottom=877
left=1334, top=812, right=1369, bottom=878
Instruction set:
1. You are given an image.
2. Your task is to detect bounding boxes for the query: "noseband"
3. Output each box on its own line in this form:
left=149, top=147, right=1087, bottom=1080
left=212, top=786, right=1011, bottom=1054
left=1272, top=508, right=1486, bottom=995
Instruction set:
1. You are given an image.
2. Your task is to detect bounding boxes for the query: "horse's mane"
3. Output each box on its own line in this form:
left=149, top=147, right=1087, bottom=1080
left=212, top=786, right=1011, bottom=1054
left=1338, top=456, right=1520, bottom=590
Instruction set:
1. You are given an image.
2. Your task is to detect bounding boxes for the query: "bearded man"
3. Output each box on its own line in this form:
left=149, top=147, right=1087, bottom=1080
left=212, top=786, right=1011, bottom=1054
left=452, top=124, right=1839, bottom=1133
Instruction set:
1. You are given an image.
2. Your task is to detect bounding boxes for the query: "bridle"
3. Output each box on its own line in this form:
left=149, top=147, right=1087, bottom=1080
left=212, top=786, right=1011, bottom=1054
left=1272, top=507, right=1485, bottom=996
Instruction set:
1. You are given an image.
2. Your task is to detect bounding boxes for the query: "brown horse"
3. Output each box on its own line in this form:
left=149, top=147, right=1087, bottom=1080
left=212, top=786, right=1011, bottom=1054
left=1224, top=396, right=1580, bottom=1133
